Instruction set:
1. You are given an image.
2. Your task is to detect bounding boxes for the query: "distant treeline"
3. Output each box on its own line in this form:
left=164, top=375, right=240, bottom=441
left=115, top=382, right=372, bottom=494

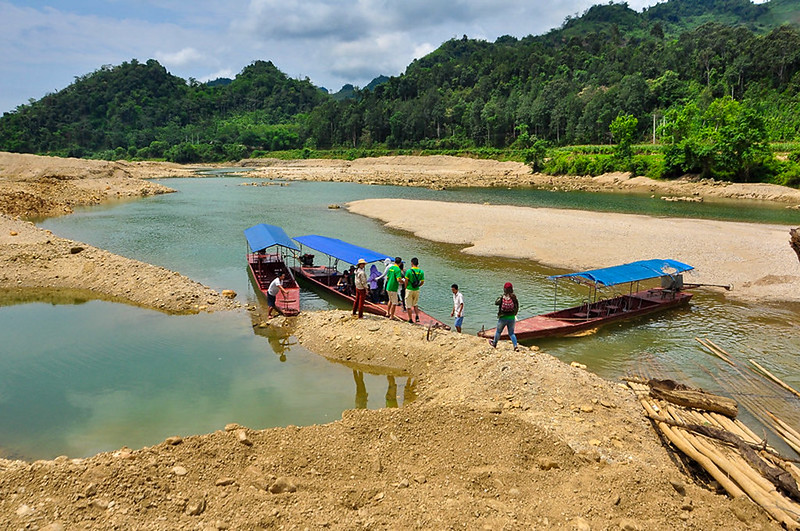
left=1, top=0, right=799, bottom=185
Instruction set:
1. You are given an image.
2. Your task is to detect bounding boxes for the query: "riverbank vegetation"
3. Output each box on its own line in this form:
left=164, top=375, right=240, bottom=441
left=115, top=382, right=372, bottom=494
left=1, top=0, right=799, bottom=185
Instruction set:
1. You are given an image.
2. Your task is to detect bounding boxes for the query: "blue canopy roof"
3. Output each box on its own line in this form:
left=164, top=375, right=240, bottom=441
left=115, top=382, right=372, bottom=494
left=244, top=224, right=299, bottom=252
left=549, top=259, right=693, bottom=287
left=293, top=235, right=390, bottom=265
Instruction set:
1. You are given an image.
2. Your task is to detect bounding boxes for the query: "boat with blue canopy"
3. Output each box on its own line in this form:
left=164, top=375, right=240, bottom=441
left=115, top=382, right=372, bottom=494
left=244, top=224, right=301, bottom=316
left=480, top=259, right=695, bottom=341
left=292, top=235, right=449, bottom=329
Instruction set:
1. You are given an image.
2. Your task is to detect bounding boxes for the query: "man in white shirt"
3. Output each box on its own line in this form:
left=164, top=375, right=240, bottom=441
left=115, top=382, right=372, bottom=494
left=450, top=283, right=464, bottom=333
left=267, top=272, right=287, bottom=318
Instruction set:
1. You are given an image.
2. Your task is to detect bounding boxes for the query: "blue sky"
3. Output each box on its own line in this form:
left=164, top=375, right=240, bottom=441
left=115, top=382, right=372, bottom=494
left=1, top=0, right=671, bottom=114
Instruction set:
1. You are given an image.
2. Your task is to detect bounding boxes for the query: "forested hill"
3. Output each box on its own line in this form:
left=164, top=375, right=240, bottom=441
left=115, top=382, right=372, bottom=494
left=0, top=0, right=799, bottom=185
left=0, top=59, right=325, bottom=160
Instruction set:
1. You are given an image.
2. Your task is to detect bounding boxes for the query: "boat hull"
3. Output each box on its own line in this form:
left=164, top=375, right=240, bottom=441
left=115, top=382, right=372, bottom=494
left=479, top=288, right=692, bottom=341
left=292, top=265, right=449, bottom=329
left=248, top=252, right=301, bottom=316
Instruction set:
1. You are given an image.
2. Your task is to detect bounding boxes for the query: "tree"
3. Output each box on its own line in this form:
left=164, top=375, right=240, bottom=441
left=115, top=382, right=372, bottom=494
left=609, top=113, right=638, bottom=170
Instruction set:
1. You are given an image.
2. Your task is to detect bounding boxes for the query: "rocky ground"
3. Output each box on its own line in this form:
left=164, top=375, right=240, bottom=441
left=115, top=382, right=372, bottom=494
left=0, top=312, right=778, bottom=530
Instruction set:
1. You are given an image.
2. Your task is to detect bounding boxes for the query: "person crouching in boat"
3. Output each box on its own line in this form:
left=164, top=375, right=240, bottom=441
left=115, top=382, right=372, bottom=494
left=267, top=272, right=288, bottom=319
left=489, top=282, right=519, bottom=351
left=353, top=258, right=368, bottom=318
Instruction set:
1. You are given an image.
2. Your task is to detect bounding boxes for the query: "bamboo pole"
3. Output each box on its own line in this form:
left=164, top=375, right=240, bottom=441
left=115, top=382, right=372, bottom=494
left=750, top=359, right=800, bottom=400
left=631, top=382, right=800, bottom=527
left=637, top=396, right=747, bottom=498
left=704, top=337, right=734, bottom=360
left=695, top=337, right=736, bottom=366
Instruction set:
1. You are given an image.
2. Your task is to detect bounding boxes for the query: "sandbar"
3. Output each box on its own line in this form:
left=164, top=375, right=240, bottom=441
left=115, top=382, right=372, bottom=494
left=348, top=198, right=800, bottom=304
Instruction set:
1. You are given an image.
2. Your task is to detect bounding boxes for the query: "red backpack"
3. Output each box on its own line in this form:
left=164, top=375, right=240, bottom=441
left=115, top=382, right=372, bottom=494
left=500, top=295, right=515, bottom=313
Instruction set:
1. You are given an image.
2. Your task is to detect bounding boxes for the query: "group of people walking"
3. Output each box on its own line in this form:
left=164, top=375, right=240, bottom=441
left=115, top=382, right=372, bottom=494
left=351, top=256, right=519, bottom=351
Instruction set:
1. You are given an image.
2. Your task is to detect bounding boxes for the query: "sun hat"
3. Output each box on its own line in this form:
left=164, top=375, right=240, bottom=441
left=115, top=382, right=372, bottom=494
left=357, top=258, right=367, bottom=265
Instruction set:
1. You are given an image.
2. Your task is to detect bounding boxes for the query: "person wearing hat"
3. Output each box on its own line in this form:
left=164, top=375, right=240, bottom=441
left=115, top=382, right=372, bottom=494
left=352, top=258, right=369, bottom=318
left=489, top=281, right=519, bottom=350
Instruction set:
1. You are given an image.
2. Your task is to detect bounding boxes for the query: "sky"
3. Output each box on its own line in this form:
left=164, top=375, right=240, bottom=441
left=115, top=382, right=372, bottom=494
left=0, top=0, right=686, bottom=114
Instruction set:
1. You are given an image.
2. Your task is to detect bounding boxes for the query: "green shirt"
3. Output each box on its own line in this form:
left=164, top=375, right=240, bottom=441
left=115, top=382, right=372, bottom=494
left=385, top=264, right=402, bottom=292
left=404, top=267, right=424, bottom=291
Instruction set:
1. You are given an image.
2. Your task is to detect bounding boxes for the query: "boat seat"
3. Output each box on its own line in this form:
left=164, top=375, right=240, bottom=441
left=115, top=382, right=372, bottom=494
left=574, top=312, right=589, bottom=318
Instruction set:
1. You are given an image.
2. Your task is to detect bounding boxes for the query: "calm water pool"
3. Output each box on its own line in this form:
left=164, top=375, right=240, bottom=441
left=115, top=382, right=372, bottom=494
left=1, top=176, right=796, bottom=460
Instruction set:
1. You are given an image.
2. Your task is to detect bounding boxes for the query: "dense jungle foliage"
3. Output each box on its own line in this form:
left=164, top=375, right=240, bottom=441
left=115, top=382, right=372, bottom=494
left=1, top=0, right=799, bottom=185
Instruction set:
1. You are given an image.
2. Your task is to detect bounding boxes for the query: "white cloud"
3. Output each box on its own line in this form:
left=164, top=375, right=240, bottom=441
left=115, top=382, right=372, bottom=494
left=0, top=0, right=671, bottom=113
left=156, top=47, right=206, bottom=67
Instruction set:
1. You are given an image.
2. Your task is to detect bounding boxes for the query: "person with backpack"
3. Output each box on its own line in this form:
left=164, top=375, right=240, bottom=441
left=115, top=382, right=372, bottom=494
left=404, top=257, right=425, bottom=323
left=489, top=282, right=519, bottom=351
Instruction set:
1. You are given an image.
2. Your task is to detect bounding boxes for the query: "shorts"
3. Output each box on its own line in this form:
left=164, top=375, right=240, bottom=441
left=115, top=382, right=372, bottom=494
left=454, top=316, right=464, bottom=328
left=267, top=293, right=276, bottom=308
left=405, top=289, right=420, bottom=308
left=388, top=291, right=400, bottom=305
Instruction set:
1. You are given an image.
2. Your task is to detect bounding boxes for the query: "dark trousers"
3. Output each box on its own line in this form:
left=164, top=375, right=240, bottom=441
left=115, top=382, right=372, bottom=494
left=353, top=288, right=366, bottom=318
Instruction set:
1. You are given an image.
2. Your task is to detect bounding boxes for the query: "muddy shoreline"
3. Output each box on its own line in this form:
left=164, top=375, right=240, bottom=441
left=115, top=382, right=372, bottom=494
left=0, top=151, right=792, bottom=529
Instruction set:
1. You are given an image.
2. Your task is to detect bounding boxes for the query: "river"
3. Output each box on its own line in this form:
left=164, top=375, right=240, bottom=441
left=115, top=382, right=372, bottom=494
left=1, top=175, right=798, bottom=459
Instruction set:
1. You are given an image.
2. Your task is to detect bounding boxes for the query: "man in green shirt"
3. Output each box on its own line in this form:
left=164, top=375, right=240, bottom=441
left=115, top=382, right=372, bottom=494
left=404, top=257, right=425, bottom=323
left=385, top=256, right=404, bottom=320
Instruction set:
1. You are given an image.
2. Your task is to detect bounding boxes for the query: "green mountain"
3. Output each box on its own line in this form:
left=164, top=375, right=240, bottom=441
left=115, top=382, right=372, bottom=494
left=0, top=0, right=798, bottom=168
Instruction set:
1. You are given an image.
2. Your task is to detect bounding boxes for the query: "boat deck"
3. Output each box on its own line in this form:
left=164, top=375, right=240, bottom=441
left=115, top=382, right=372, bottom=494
left=293, top=265, right=449, bottom=329
left=480, top=288, right=692, bottom=341
left=248, top=252, right=301, bottom=316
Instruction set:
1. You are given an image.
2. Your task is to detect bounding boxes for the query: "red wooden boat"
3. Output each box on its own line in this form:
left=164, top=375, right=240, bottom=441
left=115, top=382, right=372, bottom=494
left=479, top=259, right=695, bottom=341
left=244, top=224, right=301, bottom=316
left=291, top=235, right=450, bottom=329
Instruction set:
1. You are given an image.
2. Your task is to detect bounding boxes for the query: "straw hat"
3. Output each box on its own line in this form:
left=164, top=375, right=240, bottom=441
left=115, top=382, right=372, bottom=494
left=357, top=258, right=367, bottom=265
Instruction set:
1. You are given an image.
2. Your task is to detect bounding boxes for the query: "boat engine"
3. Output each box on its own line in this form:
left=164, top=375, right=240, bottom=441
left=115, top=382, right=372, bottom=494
left=300, top=253, right=315, bottom=267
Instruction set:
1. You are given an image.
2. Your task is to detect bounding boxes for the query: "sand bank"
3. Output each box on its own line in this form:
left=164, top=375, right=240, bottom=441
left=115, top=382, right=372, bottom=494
left=0, top=152, right=238, bottom=312
left=240, top=155, right=800, bottom=205
left=348, top=198, right=800, bottom=304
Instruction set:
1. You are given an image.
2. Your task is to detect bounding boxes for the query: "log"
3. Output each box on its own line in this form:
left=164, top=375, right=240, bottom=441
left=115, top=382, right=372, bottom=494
left=648, top=379, right=738, bottom=418
left=791, top=228, right=800, bottom=264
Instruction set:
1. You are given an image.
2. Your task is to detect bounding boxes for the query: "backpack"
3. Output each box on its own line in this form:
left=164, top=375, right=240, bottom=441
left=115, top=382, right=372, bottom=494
left=408, top=269, right=420, bottom=288
left=500, top=295, right=515, bottom=313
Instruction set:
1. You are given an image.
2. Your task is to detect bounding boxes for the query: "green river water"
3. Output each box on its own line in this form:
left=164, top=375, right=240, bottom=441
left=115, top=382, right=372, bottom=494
left=1, top=174, right=799, bottom=460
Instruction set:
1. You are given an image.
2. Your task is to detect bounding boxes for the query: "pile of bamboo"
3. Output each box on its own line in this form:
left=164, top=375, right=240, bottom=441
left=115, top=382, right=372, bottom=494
left=627, top=379, right=800, bottom=528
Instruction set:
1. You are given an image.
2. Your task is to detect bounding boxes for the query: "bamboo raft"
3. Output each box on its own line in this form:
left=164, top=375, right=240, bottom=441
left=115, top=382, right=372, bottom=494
left=627, top=378, right=800, bottom=528
left=626, top=336, right=800, bottom=527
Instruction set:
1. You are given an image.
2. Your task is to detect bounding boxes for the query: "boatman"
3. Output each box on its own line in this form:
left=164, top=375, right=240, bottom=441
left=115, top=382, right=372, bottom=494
left=385, top=257, right=403, bottom=320
left=352, top=258, right=368, bottom=318
left=267, top=272, right=288, bottom=319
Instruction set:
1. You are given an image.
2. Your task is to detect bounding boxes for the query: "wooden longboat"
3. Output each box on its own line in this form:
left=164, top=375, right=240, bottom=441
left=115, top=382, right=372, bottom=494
left=291, top=235, right=450, bottom=329
left=479, top=259, right=695, bottom=341
left=244, top=224, right=301, bottom=316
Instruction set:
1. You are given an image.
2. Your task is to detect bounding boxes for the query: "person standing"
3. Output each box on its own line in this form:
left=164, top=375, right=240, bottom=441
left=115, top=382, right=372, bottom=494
left=352, top=258, right=368, bottom=318
left=385, top=257, right=403, bottom=320
left=404, top=257, right=425, bottom=323
left=489, top=282, right=519, bottom=351
left=367, top=264, right=381, bottom=303
left=376, top=257, right=392, bottom=302
left=398, top=261, right=407, bottom=312
left=267, top=272, right=288, bottom=318
left=451, top=283, right=464, bottom=333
